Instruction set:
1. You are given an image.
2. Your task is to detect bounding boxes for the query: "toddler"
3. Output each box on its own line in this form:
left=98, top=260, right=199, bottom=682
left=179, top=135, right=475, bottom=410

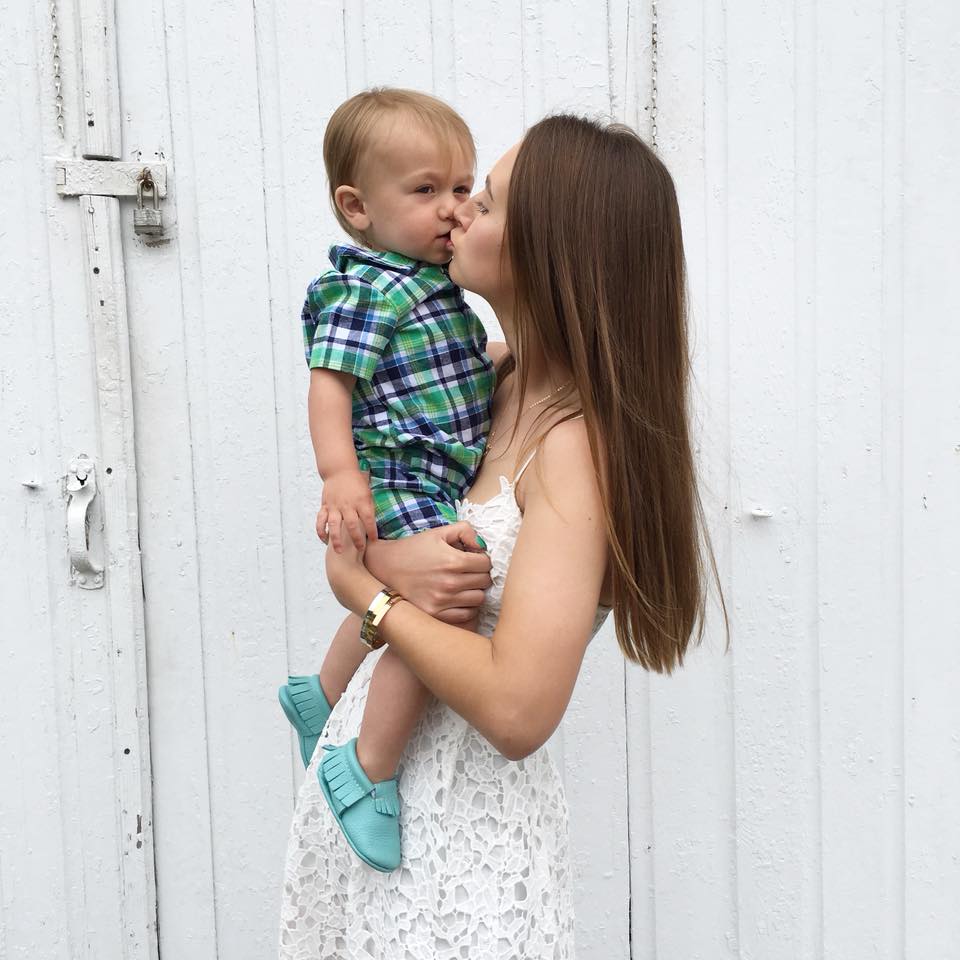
left=278, top=88, right=494, bottom=873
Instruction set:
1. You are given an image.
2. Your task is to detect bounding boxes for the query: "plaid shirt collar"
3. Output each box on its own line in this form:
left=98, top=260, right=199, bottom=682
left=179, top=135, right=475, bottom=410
left=330, top=243, right=453, bottom=288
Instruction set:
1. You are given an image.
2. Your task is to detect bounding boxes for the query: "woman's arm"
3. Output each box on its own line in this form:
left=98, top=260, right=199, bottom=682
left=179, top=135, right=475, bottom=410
left=327, top=419, right=607, bottom=760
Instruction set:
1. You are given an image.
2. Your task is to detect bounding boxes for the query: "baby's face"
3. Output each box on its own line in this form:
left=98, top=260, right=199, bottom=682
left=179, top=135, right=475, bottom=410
left=351, top=121, right=475, bottom=264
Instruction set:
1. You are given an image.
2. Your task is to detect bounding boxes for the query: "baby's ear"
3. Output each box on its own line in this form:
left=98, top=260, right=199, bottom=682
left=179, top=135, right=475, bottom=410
left=334, top=185, right=370, bottom=232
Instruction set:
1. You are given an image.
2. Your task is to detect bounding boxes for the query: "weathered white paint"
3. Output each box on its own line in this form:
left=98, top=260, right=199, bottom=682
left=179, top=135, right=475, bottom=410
left=1, top=0, right=156, bottom=957
left=3, top=1, right=959, bottom=959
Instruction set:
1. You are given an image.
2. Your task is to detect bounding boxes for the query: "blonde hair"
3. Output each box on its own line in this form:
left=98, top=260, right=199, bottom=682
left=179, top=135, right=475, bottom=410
left=500, top=114, right=729, bottom=674
left=323, top=88, right=476, bottom=244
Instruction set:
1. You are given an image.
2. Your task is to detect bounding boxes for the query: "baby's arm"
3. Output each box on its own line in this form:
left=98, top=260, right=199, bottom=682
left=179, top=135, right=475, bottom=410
left=308, top=367, right=378, bottom=552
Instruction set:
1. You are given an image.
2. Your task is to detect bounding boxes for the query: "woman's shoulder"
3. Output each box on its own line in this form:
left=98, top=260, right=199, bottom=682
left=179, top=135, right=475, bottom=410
left=540, top=417, right=615, bottom=606
left=543, top=413, right=593, bottom=466
left=520, top=414, right=599, bottom=507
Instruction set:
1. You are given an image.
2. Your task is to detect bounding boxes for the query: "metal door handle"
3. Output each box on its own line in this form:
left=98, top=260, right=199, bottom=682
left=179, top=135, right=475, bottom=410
left=66, top=454, right=104, bottom=589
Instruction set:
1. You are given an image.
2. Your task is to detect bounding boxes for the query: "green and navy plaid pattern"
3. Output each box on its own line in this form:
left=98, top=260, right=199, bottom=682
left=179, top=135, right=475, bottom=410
left=303, top=244, right=495, bottom=539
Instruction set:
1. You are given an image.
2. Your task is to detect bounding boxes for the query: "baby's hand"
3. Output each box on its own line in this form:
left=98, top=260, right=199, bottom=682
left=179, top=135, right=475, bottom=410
left=316, top=468, right=378, bottom=553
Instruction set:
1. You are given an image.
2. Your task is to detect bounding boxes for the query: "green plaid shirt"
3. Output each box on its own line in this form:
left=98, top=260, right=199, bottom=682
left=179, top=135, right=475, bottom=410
left=302, top=244, right=494, bottom=537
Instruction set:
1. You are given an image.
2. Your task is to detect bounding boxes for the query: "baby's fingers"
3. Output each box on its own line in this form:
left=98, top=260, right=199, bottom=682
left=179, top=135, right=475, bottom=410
left=327, top=510, right=345, bottom=553
left=316, top=506, right=329, bottom=543
left=361, top=505, right=378, bottom=544
left=343, top=510, right=368, bottom=552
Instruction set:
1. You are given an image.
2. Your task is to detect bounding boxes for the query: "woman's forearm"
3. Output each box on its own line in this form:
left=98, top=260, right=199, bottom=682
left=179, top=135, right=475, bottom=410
left=377, top=598, right=527, bottom=759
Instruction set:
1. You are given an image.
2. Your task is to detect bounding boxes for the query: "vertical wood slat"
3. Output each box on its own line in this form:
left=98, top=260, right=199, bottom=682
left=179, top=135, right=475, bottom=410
left=724, top=2, right=822, bottom=957
left=250, top=0, right=349, bottom=789
left=642, top=2, right=740, bottom=957
left=74, top=2, right=159, bottom=952
left=111, top=0, right=219, bottom=956
left=77, top=0, right=121, bottom=158
left=608, top=6, right=657, bottom=956
left=902, top=1, right=960, bottom=955
left=815, top=3, right=905, bottom=957
left=880, top=2, right=907, bottom=956
left=0, top=3, right=75, bottom=957
left=160, top=0, right=290, bottom=955
left=80, top=194, right=158, bottom=960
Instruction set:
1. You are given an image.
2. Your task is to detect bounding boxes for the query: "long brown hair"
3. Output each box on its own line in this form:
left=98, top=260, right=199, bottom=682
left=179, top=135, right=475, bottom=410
left=502, top=114, right=727, bottom=673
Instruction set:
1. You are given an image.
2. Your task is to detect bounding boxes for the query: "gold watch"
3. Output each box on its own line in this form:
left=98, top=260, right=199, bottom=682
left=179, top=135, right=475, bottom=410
left=360, top=589, right=403, bottom=650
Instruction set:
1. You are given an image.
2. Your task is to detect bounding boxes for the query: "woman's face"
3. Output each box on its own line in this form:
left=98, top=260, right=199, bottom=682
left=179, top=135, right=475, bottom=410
left=447, top=142, right=520, bottom=309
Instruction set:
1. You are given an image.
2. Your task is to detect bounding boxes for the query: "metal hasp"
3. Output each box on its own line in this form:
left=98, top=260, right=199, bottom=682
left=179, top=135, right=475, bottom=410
left=66, top=454, right=104, bottom=589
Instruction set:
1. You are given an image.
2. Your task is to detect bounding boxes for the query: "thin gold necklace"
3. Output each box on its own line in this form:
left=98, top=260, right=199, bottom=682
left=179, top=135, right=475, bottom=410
left=486, top=380, right=572, bottom=448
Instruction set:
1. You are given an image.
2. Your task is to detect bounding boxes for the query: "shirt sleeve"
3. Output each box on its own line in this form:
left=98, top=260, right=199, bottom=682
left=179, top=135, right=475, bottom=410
left=301, top=271, right=399, bottom=382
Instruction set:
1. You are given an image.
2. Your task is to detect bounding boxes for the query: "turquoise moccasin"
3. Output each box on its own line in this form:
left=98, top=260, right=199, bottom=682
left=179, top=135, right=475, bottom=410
left=278, top=674, right=332, bottom=768
left=317, top=738, right=401, bottom=873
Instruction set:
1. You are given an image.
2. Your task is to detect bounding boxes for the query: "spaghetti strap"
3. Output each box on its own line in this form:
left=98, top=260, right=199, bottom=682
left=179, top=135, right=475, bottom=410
left=513, top=451, right=537, bottom=484
left=512, top=414, right=585, bottom=485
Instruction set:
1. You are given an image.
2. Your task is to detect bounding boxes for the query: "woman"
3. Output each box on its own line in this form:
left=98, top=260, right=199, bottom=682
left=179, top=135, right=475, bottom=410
left=278, top=114, right=724, bottom=959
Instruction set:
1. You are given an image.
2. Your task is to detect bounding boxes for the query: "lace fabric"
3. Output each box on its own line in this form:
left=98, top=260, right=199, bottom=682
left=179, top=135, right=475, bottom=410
left=278, top=474, right=610, bottom=959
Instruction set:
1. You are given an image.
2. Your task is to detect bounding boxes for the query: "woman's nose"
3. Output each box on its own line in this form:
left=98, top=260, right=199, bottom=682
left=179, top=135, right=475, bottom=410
left=453, top=196, right=473, bottom=230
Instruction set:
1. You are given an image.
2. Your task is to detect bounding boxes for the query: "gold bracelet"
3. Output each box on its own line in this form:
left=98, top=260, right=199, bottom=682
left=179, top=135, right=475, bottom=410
left=360, top=588, right=403, bottom=650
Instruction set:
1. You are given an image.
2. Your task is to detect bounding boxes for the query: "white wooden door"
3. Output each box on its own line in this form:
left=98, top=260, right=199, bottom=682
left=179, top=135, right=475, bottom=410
left=1, top=2, right=157, bottom=958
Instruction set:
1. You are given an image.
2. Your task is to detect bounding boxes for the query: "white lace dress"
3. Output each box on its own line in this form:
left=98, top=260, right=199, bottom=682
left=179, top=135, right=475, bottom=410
left=278, top=464, right=610, bottom=960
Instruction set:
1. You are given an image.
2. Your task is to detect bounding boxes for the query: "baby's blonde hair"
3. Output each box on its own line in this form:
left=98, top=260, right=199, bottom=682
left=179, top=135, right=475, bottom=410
left=323, top=88, right=476, bottom=244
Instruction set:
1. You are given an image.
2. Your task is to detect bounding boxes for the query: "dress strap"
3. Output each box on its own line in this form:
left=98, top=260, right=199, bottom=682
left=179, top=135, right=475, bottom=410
left=513, top=451, right=538, bottom=485
left=512, top=414, right=585, bottom=485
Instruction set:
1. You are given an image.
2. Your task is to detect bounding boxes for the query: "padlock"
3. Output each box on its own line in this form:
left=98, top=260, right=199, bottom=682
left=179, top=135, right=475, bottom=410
left=134, top=172, right=164, bottom=237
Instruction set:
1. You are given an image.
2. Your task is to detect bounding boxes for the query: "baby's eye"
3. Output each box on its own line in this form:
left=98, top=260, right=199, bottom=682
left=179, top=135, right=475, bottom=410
left=415, top=185, right=434, bottom=194
left=454, top=186, right=471, bottom=195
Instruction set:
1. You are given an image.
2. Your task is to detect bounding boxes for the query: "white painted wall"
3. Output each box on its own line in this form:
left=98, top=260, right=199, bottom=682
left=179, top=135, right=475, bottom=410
left=2, top=1, right=958, bottom=959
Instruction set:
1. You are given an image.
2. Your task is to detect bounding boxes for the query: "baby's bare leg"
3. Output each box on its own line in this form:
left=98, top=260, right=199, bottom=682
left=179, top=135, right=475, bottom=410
left=356, top=612, right=480, bottom=783
left=318, top=612, right=369, bottom=708
left=355, top=649, right=433, bottom=783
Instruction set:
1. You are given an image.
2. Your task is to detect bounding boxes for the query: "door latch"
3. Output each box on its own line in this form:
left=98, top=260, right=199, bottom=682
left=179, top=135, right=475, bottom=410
left=66, top=454, right=104, bottom=589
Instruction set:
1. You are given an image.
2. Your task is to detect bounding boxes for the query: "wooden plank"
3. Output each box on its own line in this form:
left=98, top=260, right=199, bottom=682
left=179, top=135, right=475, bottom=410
left=724, top=2, right=822, bottom=956
left=902, top=0, right=960, bottom=954
left=636, top=2, right=740, bottom=957
left=250, top=0, right=351, bottom=784
left=112, top=1, right=218, bottom=956
left=0, top=4, right=73, bottom=957
left=607, top=10, right=657, bottom=955
left=77, top=0, right=121, bottom=158
left=161, top=0, right=291, bottom=955
left=80, top=193, right=158, bottom=960
left=814, top=3, right=905, bottom=957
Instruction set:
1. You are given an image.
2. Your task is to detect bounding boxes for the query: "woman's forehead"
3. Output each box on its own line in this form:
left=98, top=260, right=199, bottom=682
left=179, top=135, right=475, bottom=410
left=487, top=141, right=521, bottom=196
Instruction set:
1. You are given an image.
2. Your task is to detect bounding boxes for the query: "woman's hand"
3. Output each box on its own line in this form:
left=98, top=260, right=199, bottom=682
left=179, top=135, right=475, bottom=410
left=363, top=522, right=492, bottom=624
